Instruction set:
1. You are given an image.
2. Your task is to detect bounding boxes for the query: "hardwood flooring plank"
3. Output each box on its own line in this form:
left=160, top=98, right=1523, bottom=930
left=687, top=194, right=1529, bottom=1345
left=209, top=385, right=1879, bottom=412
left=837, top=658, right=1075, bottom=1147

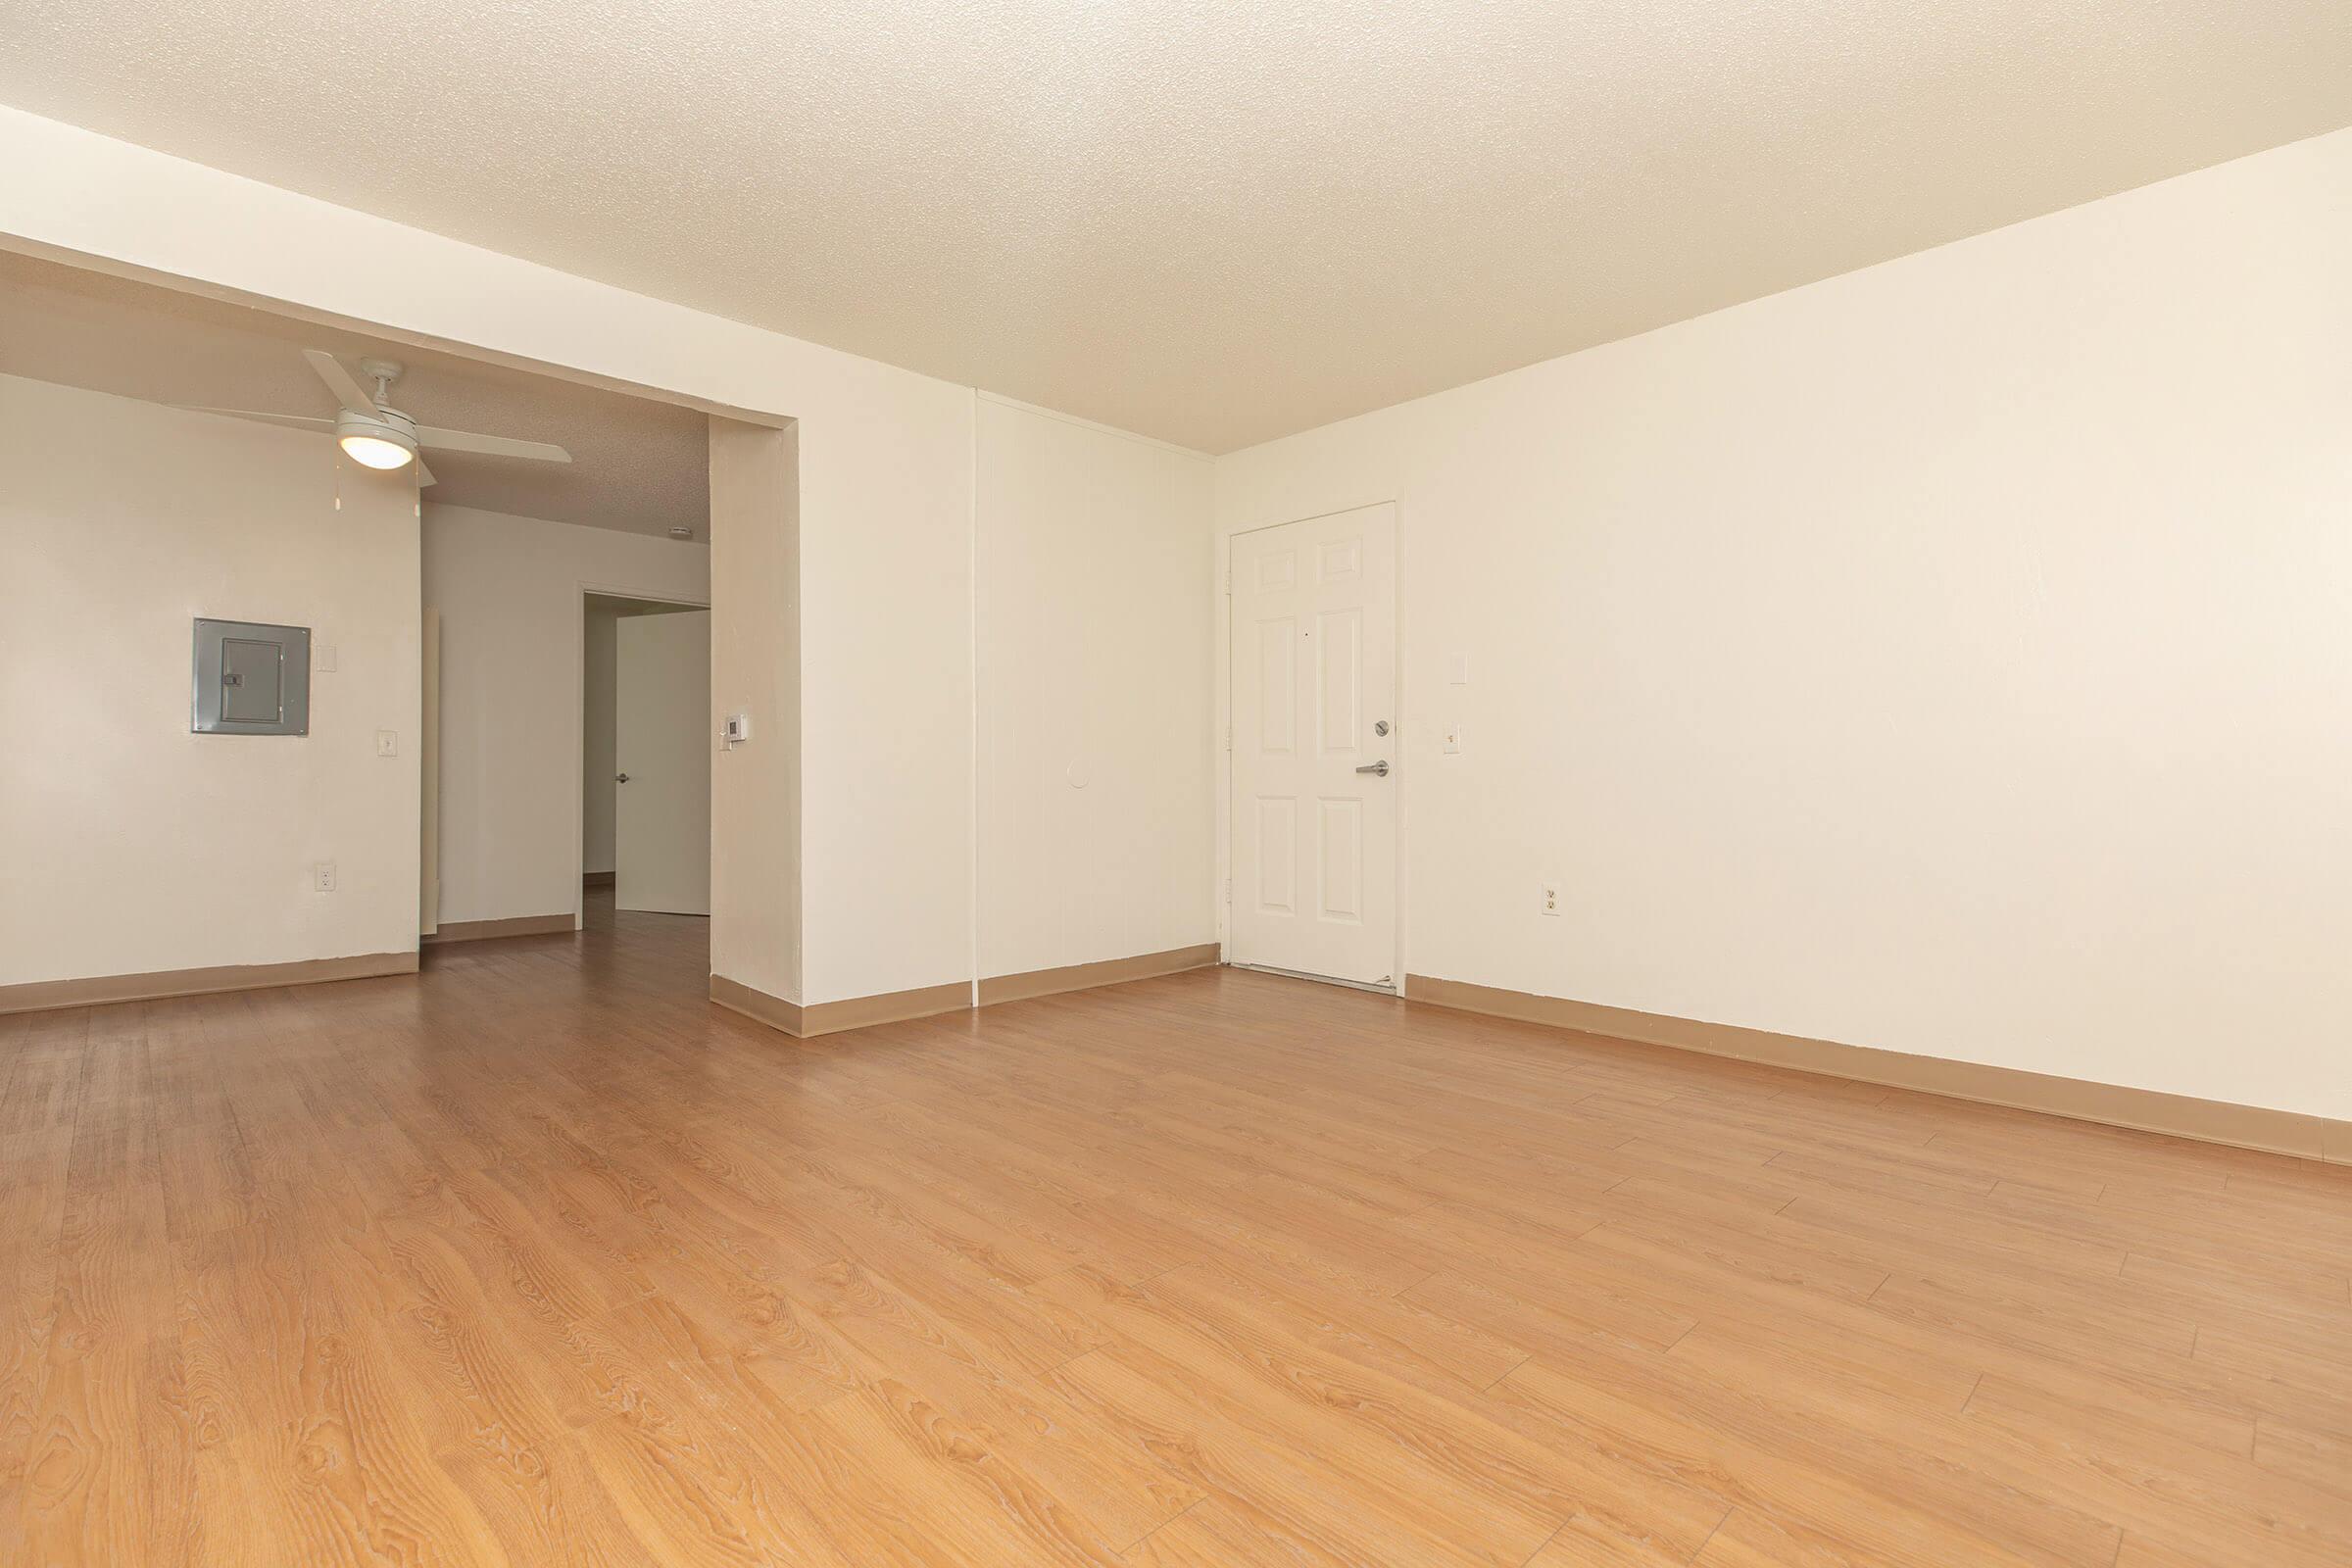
left=1, top=891, right=2346, bottom=1565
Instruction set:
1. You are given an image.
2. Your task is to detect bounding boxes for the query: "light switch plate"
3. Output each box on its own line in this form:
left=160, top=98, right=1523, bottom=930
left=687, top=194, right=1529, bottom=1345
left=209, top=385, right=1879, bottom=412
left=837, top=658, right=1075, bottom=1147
left=375, top=729, right=398, bottom=757
left=1447, top=652, right=1470, bottom=685
left=1442, top=723, right=1463, bottom=755
left=314, top=643, right=337, bottom=672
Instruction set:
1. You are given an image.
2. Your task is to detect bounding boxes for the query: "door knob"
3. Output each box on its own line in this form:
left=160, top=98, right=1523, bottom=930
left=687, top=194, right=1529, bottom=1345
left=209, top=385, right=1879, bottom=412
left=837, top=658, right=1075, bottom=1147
left=614, top=772, right=630, bottom=783
left=1354, top=760, right=1390, bottom=776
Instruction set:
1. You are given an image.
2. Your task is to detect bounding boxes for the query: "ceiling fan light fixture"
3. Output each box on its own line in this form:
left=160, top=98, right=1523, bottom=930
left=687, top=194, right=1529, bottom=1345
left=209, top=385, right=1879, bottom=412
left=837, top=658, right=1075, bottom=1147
left=335, top=406, right=418, bottom=470
left=338, top=432, right=414, bottom=470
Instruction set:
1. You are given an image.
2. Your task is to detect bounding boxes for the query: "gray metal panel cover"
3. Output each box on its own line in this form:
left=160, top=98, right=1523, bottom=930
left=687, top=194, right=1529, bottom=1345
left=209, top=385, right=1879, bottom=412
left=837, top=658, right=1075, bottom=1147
left=192, top=617, right=311, bottom=735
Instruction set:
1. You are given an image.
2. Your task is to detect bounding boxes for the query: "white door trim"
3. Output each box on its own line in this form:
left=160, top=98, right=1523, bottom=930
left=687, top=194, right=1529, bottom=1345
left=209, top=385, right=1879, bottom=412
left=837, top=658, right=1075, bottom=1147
left=1220, top=501, right=1404, bottom=991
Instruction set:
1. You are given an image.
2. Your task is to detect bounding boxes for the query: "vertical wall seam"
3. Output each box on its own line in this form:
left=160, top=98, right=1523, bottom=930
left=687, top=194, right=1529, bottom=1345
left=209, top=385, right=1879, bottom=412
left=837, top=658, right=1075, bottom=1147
left=967, top=387, right=983, bottom=1007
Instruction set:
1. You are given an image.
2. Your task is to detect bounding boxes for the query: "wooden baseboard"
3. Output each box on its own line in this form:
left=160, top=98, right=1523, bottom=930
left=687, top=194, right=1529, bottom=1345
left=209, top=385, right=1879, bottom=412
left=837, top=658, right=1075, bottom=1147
left=800, top=981, right=971, bottom=1035
left=714, top=945, right=1223, bottom=1041
left=421, top=913, right=577, bottom=945
left=710, top=974, right=970, bottom=1038
left=582, top=870, right=615, bottom=889
left=979, top=943, right=1222, bottom=1006
left=1405, top=974, right=2350, bottom=1164
left=0, top=951, right=420, bottom=1015
left=710, top=972, right=804, bottom=1036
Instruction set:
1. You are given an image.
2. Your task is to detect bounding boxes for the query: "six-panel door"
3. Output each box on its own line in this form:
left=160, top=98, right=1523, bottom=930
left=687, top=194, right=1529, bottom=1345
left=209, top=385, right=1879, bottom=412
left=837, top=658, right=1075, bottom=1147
left=1229, top=504, right=1396, bottom=985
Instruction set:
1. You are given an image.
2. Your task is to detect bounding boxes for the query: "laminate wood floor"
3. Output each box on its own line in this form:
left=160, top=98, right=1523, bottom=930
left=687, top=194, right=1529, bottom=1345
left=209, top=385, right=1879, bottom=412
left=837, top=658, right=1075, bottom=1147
left=4, top=895, right=2348, bottom=1565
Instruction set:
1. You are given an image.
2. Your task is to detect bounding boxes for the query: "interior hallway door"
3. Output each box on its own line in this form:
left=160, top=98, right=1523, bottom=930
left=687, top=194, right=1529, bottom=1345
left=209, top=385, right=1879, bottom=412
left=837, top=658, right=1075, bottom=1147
left=1229, top=504, right=1396, bottom=986
left=615, top=609, right=711, bottom=915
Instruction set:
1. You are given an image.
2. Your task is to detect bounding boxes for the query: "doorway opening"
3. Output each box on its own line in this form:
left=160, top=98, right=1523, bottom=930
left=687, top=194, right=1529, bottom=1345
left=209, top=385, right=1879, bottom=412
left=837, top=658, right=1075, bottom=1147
left=0, top=242, right=792, bottom=1008
left=583, top=592, right=712, bottom=920
left=403, top=362, right=715, bottom=958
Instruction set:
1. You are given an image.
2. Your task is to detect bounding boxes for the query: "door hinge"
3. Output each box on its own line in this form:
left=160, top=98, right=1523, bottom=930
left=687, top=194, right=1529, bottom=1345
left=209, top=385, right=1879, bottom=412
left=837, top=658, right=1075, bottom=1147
left=1223, top=567, right=1232, bottom=594
left=1223, top=877, right=1232, bottom=904
left=1222, top=723, right=1233, bottom=751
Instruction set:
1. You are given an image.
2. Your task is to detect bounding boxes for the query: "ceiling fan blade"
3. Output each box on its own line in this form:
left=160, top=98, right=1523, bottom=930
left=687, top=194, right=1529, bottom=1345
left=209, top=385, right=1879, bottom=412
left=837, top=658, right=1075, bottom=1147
left=177, top=406, right=335, bottom=431
left=415, top=456, right=438, bottom=488
left=303, top=348, right=380, bottom=414
left=415, top=425, right=572, bottom=464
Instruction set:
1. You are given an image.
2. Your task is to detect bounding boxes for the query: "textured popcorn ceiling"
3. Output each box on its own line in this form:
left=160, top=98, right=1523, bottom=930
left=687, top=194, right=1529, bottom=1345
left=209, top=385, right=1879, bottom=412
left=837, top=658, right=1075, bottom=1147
left=0, top=250, right=710, bottom=537
left=4, top=2, right=2348, bottom=453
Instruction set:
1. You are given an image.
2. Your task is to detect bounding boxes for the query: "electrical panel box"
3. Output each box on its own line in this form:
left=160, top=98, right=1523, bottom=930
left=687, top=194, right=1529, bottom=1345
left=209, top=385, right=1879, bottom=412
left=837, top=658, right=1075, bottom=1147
left=192, top=617, right=311, bottom=735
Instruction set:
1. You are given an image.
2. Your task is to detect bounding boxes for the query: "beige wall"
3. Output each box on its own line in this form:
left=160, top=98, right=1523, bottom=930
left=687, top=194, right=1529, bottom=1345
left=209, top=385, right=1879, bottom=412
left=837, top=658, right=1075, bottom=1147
left=709, top=418, right=803, bottom=1004
left=0, top=374, right=420, bottom=982
left=1217, top=127, right=2352, bottom=1119
left=978, top=397, right=1216, bottom=979
left=421, top=504, right=710, bottom=927
left=796, top=400, right=977, bottom=1005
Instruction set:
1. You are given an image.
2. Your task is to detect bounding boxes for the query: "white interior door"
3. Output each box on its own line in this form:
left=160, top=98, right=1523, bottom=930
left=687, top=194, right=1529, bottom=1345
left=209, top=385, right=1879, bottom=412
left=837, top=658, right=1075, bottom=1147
left=1230, top=505, right=1396, bottom=985
left=615, top=609, right=711, bottom=915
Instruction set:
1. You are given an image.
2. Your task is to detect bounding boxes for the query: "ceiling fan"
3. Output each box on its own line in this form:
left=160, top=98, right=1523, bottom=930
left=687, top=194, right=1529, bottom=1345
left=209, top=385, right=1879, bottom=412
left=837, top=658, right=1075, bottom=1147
left=186, top=350, right=572, bottom=486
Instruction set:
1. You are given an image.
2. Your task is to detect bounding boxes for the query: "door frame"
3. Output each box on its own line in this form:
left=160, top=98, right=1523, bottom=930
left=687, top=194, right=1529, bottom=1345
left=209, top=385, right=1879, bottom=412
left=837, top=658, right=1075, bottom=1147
left=420, top=608, right=440, bottom=936
left=1215, top=500, right=1406, bottom=992
left=571, top=582, right=712, bottom=927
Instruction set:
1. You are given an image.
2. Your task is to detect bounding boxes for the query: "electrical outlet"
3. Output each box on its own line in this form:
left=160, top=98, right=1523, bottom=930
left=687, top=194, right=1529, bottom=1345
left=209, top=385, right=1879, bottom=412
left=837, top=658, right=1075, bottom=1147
left=314, top=860, right=337, bottom=893
left=1540, top=881, right=1560, bottom=916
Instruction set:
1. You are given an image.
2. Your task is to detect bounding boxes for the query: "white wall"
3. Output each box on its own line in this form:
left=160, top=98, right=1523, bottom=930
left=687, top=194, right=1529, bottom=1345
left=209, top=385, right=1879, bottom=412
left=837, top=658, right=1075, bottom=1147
left=581, top=603, right=619, bottom=874
left=977, top=398, right=1217, bottom=980
left=421, top=505, right=709, bottom=926
left=0, top=375, right=420, bottom=982
left=1217, top=127, right=2352, bottom=1119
